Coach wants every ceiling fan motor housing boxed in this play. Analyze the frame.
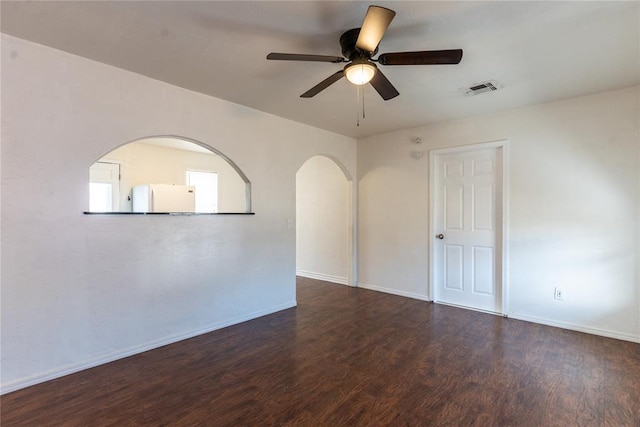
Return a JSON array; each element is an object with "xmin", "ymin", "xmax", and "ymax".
[{"xmin": 340, "ymin": 28, "xmax": 378, "ymax": 60}]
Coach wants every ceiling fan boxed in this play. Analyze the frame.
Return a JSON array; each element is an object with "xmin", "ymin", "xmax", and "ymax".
[{"xmin": 266, "ymin": 5, "xmax": 463, "ymax": 101}]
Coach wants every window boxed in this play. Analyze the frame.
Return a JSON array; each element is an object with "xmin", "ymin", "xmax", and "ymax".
[{"xmin": 186, "ymin": 170, "xmax": 218, "ymax": 213}]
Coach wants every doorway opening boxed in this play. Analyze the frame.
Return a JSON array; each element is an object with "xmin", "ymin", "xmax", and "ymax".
[{"xmin": 296, "ymin": 155, "xmax": 354, "ymax": 286}]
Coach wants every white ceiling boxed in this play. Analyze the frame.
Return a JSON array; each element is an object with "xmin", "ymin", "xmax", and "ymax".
[{"xmin": 2, "ymin": 1, "xmax": 639, "ymax": 139}]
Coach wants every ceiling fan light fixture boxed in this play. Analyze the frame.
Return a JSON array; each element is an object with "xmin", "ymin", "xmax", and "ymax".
[{"xmin": 345, "ymin": 62, "xmax": 376, "ymax": 85}]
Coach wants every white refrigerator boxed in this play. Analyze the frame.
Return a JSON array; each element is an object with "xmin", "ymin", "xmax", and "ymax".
[{"xmin": 132, "ymin": 184, "xmax": 196, "ymax": 213}]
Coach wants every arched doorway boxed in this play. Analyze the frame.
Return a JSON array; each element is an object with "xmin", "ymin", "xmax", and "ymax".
[{"xmin": 296, "ymin": 155, "xmax": 354, "ymax": 286}]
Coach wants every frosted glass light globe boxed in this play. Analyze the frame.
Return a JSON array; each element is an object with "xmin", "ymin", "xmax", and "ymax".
[{"xmin": 345, "ymin": 62, "xmax": 376, "ymax": 85}]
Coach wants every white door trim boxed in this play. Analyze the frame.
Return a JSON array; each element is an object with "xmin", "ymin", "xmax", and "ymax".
[{"xmin": 428, "ymin": 140, "xmax": 510, "ymax": 316}]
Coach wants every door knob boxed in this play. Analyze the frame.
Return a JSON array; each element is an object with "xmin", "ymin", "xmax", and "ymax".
[{"xmin": 436, "ymin": 234, "xmax": 444, "ymax": 240}]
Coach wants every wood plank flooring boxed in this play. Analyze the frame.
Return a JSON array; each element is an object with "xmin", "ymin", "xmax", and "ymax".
[{"xmin": 2, "ymin": 277, "xmax": 639, "ymax": 426}]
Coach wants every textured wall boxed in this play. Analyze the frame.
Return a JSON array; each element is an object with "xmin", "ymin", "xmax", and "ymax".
[{"xmin": 1, "ymin": 35, "xmax": 356, "ymax": 392}]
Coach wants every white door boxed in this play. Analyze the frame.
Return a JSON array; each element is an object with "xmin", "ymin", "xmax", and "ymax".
[
  {"xmin": 89, "ymin": 161, "xmax": 120, "ymax": 212},
  {"xmin": 432, "ymin": 145, "xmax": 503, "ymax": 313}
]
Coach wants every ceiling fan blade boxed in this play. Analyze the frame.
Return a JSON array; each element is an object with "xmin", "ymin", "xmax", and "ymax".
[
  {"xmin": 378, "ymin": 49, "xmax": 463, "ymax": 65},
  {"xmin": 300, "ymin": 70, "xmax": 345, "ymax": 98},
  {"xmin": 369, "ymin": 69, "xmax": 399, "ymax": 101},
  {"xmin": 355, "ymin": 6, "xmax": 396, "ymax": 53},
  {"xmin": 267, "ymin": 53, "xmax": 345, "ymax": 63}
]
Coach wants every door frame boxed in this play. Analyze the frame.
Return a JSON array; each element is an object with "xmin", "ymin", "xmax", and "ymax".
[{"xmin": 428, "ymin": 140, "xmax": 510, "ymax": 315}]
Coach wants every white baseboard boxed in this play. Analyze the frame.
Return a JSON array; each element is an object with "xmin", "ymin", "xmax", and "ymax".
[
  {"xmin": 296, "ymin": 270, "xmax": 351, "ymax": 286},
  {"xmin": 0, "ymin": 300, "xmax": 297, "ymax": 395},
  {"xmin": 509, "ymin": 312, "xmax": 640, "ymax": 344},
  {"xmin": 357, "ymin": 282, "xmax": 429, "ymax": 301}
]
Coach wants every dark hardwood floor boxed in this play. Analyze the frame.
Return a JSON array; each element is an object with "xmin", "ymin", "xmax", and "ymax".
[{"xmin": 2, "ymin": 277, "xmax": 639, "ymax": 426}]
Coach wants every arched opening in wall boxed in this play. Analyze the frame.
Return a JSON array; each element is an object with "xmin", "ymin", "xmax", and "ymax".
[
  {"xmin": 296, "ymin": 155, "xmax": 353, "ymax": 286},
  {"xmin": 87, "ymin": 136, "xmax": 252, "ymax": 214}
]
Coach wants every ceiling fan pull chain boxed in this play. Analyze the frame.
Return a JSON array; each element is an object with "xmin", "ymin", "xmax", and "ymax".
[
  {"xmin": 362, "ymin": 85, "xmax": 366, "ymax": 119},
  {"xmin": 356, "ymin": 86, "xmax": 360, "ymax": 127}
]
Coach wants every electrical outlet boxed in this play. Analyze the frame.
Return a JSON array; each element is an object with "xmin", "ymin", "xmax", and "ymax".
[{"xmin": 554, "ymin": 287, "xmax": 564, "ymax": 300}]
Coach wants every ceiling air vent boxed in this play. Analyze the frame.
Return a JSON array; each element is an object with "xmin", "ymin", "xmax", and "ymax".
[{"xmin": 464, "ymin": 80, "xmax": 502, "ymax": 96}]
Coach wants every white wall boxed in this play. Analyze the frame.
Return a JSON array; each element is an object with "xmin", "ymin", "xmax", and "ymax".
[
  {"xmin": 358, "ymin": 87, "xmax": 640, "ymax": 341},
  {"xmin": 358, "ymin": 86, "xmax": 640, "ymax": 342},
  {"xmin": 0, "ymin": 34, "xmax": 356, "ymax": 393},
  {"xmin": 97, "ymin": 140, "xmax": 247, "ymax": 212},
  {"xmin": 296, "ymin": 155, "xmax": 351, "ymax": 285}
]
